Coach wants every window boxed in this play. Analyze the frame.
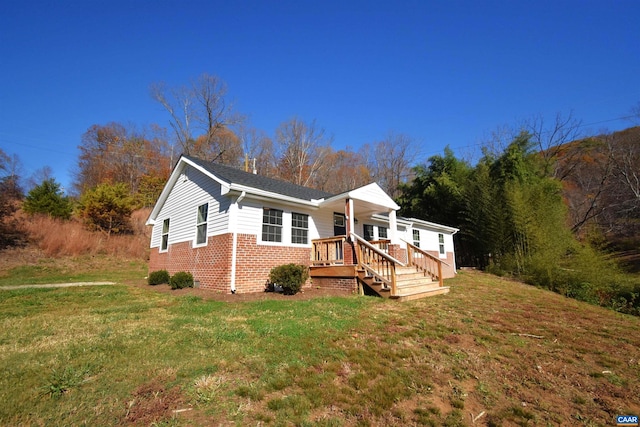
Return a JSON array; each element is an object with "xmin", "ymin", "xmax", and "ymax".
[
  {"xmin": 438, "ymin": 233, "xmax": 445, "ymax": 255},
  {"xmin": 363, "ymin": 224, "xmax": 374, "ymax": 241},
  {"xmin": 413, "ymin": 229, "xmax": 420, "ymax": 247},
  {"xmin": 161, "ymin": 218, "xmax": 170, "ymax": 251},
  {"xmin": 262, "ymin": 208, "xmax": 283, "ymax": 242},
  {"xmin": 196, "ymin": 203, "xmax": 208, "ymax": 245},
  {"xmin": 378, "ymin": 226, "xmax": 388, "ymax": 239},
  {"xmin": 291, "ymin": 212, "xmax": 309, "ymax": 244}
]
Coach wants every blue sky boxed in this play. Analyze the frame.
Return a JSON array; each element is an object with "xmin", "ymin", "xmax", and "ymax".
[{"xmin": 1, "ymin": 0, "xmax": 639, "ymax": 192}]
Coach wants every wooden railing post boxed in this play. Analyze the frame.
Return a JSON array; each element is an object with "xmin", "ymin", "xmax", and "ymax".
[{"xmin": 403, "ymin": 239, "xmax": 445, "ymax": 287}]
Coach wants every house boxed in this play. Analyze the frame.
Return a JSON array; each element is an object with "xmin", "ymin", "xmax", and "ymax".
[{"xmin": 146, "ymin": 155, "xmax": 458, "ymax": 300}]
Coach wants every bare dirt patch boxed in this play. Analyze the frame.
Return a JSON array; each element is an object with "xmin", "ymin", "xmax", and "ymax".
[{"xmin": 122, "ymin": 378, "xmax": 185, "ymax": 426}]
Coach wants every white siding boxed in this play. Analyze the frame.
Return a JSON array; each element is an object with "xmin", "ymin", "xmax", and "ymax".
[
  {"xmin": 235, "ymin": 199, "xmax": 322, "ymax": 247},
  {"xmin": 315, "ymin": 208, "xmax": 337, "ymax": 238},
  {"xmin": 397, "ymin": 223, "xmax": 455, "ymax": 258},
  {"xmin": 150, "ymin": 166, "xmax": 229, "ymax": 248}
]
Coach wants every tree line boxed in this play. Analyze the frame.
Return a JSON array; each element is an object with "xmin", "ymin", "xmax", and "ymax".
[
  {"xmin": 397, "ymin": 117, "xmax": 639, "ymax": 314},
  {"xmin": 1, "ymin": 73, "xmax": 639, "ymax": 313}
]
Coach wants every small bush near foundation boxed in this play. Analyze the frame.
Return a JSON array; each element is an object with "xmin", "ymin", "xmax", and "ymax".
[
  {"xmin": 148, "ymin": 270, "xmax": 170, "ymax": 286},
  {"xmin": 170, "ymin": 271, "xmax": 194, "ymax": 289},
  {"xmin": 269, "ymin": 263, "xmax": 309, "ymax": 295}
]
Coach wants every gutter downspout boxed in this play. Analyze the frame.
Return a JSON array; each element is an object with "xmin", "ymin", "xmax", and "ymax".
[{"xmin": 230, "ymin": 191, "xmax": 246, "ymax": 294}]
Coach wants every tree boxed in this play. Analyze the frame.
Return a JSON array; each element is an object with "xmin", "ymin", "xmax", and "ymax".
[
  {"xmin": 0, "ymin": 150, "xmax": 23, "ymax": 200},
  {"xmin": 398, "ymin": 146, "xmax": 471, "ymax": 226},
  {"xmin": 77, "ymin": 183, "xmax": 134, "ymax": 235},
  {"xmin": 74, "ymin": 122, "xmax": 171, "ymax": 197},
  {"xmin": 151, "ymin": 73, "xmax": 243, "ymax": 162},
  {"xmin": 524, "ymin": 111, "xmax": 584, "ymax": 180},
  {"xmin": 237, "ymin": 124, "xmax": 277, "ymax": 178},
  {"xmin": 313, "ymin": 149, "xmax": 371, "ymax": 193},
  {"xmin": 27, "ymin": 166, "xmax": 54, "ymax": 192},
  {"xmin": 274, "ymin": 117, "xmax": 333, "ymax": 187},
  {"xmin": 22, "ymin": 178, "xmax": 73, "ymax": 220},
  {"xmin": 0, "ymin": 149, "xmax": 24, "ymax": 248},
  {"xmin": 361, "ymin": 132, "xmax": 417, "ymax": 199}
]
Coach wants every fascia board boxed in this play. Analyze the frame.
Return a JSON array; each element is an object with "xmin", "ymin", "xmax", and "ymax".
[
  {"xmin": 372, "ymin": 214, "xmax": 459, "ymax": 234},
  {"xmin": 146, "ymin": 161, "xmax": 186, "ymax": 225},
  {"xmin": 226, "ymin": 186, "xmax": 321, "ymax": 208},
  {"xmin": 404, "ymin": 217, "xmax": 460, "ymax": 234}
]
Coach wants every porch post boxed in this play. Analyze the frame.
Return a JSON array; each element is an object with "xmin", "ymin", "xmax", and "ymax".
[
  {"xmin": 389, "ymin": 209, "xmax": 398, "ymax": 244},
  {"xmin": 346, "ymin": 198, "xmax": 355, "ymax": 237}
]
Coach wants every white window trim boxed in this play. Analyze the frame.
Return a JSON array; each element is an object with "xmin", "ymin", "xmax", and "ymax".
[
  {"xmin": 194, "ymin": 203, "xmax": 209, "ymax": 247},
  {"xmin": 261, "ymin": 207, "xmax": 283, "ymax": 244},
  {"xmin": 160, "ymin": 218, "xmax": 170, "ymax": 252},
  {"xmin": 438, "ymin": 233, "xmax": 446, "ymax": 258},
  {"xmin": 259, "ymin": 208, "xmax": 314, "ymax": 247},
  {"xmin": 291, "ymin": 212, "xmax": 309, "ymax": 245}
]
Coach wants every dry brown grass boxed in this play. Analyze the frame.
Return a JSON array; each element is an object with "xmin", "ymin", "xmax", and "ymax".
[{"xmin": 14, "ymin": 208, "xmax": 151, "ymax": 260}]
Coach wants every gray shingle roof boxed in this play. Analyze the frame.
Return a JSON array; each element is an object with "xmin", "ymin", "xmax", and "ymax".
[{"xmin": 183, "ymin": 155, "xmax": 335, "ymax": 201}]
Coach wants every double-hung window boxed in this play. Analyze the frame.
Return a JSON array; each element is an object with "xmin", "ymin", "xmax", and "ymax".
[
  {"xmin": 196, "ymin": 203, "xmax": 208, "ymax": 245},
  {"xmin": 413, "ymin": 229, "xmax": 420, "ymax": 248},
  {"xmin": 161, "ymin": 218, "xmax": 170, "ymax": 251},
  {"xmin": 438, "ymin": 233, "xmax": 445, "ymax": 255},
  {"xmin": 291, "ymin": 212, "xmax": 308, "ymax": 244},
  {"xmin": 363, "ymin": 224, "xmax": 374, "ymax": 241},
  {"xmin": 262, "ymin": 208, "xmax": 283, "ymax": 242},
  {"xmin": 378, "ymin": 226, "xmax": 388, "ymax": 239}
]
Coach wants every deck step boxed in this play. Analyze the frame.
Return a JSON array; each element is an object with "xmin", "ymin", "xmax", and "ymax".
[{"xmin": 391, "ymin": 286, "xmax": 450, "ymax": 301}]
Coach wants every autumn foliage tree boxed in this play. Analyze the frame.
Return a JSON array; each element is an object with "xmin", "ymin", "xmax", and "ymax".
[{"xmin": 74, "ymin": 122, "xmax": 171, "ymax": 201}]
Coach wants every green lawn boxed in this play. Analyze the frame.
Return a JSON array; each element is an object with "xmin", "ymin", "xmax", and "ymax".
[
  {"xmin": 0, "ymin": 269, "xmax": 639, "ymax": 426},
  {"xmin": 0, "ymin": 256, "xmax": 148, "ymax": 286}
]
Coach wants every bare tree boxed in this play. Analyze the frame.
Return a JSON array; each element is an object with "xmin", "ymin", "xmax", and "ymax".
[
  {"xmin": 0, "ymin": 150, "xmax": 24, "ymax": 200},
  {"xmin": 361, "ymin": 132, "xmax": 417, "ymax": 199},
  {"xmin": 274, "ymin": 118, "xmax": 333, "ymax": 187},
  {"xmin": 237, "ymin": 124, "xmax": 277, "ymax": 177},
  {"xmin": 151, "ymin": 73, "xmax": 242, "ymax": 161},
  {"xmin": 524, "ymin": 112, "xmax": 584, "ymax": 179},
  {"xmin": 609, "ymin": 127, "xmax": 640, "ymax": 211},
  {"xmin": 27, "ymin": 166, "xmax": 54, "ymax": 191}
]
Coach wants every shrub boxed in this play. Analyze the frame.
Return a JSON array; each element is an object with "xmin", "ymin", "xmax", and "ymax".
[
  {"xmin": 269, "ymin": 263, "xmax": 309, "ymax": 295},
  {"xmin": 170, "ymin": 271, "xmax": 194, "ymax": 290},
  {"xmin": 148, "ymin": 270, "xmax": 170, "ymax": 286},
  {"xmin": 76, "ymin": 183, "xmax": 134, "ymax": 235}
]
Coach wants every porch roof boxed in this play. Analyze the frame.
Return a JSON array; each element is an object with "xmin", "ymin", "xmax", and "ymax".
[{"xmin": 319, "ymin": 183, "xmax": 400, "ymax": 217}]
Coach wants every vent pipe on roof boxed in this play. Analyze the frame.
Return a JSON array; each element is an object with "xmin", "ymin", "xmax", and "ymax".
[{"xmin": 252, "ymin": 158, "xmax": 257, "ymax": 174}]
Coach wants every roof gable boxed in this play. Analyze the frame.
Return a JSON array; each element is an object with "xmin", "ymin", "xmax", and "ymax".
[
  {"xmin": 147, "ymin": 155, "xmax": 337, "ymax": 225},
  {"xmin": 320, "ymin": 182, "xmax": 400, "ymax": 211}
]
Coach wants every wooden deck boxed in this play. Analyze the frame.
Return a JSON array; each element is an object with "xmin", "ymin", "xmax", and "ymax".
[{"xmin": 311, "ymin": 235, "xmax": 449, "ymax": 300}]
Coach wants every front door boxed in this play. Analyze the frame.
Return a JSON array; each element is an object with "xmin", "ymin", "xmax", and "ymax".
[{"xmin": 333, "ymin": 212, "xmax": 346, "ymax": 236}]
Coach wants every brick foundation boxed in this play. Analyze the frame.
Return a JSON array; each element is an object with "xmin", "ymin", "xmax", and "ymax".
[
  {"xmin": 310, "ymin": 276, "xmax": 358, "ymax": 292},
  {"xmin": 388, "ymin": 244, "xmax": 407, "ymax": 264},
  {"xmin": 149, "ymin": 233, "xmax": 314, "ymax": 294}
]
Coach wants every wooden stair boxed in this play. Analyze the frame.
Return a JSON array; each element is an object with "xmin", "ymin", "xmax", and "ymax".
[{"xmin": 357, "ymin": 265, "xmax": 449, "ymax": 301}]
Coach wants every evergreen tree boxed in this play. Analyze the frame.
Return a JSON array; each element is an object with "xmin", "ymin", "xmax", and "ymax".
[{"xmin": 22, "ymin": 179, "xmax": 73, "ymax": 220}]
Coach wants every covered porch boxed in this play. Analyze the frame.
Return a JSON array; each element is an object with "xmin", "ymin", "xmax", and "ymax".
[{"xmin": 309, "ymin": 184, "xmax": 449, "ymax": 300}]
